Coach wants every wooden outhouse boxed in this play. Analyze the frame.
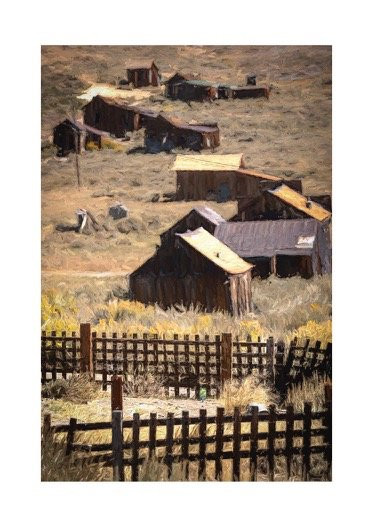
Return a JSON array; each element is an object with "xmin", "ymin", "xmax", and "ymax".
[{"xmin": 126, "ymin": 60, "xmax": 160, "ymax": 87}]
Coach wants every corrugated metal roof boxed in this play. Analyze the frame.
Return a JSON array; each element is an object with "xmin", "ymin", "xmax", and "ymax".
[
  {"xmin": 193, "ymin": 206, "xmax": 226, "ymax": 226},
  {"xmin": 177, "ymin": 227, "xmax": 253, "ymax": 275},
  {"xmin": 237, "ymin": 168, "xmax": 281, "ymax": 182},
  {"xmin": 268, "ymin": 184, "xmax": 331, "ymax": 221},
  {"xmin": 214, "ymin": 219, "xmax": 319, "ymax": 258},
  {"xmin": 184, "ymin": 79, "xmax": 220, "ymax": 88},
  {"xmin": 172, "ymin": 154, "xmax": 244, "ymax": 171}
]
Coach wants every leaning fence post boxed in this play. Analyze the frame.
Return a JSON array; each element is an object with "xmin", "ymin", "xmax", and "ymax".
[
  {"xmin": 80, "ymin": 323, "xmax": 93, "ymax": 377},
  {"xmin": 221, "ymin": 333, "xmax": 232, "ymax": 388},
  {"xmin": 111, "ymin": 375, "xmax": 123, "ymax": 412},
  {"xmin": 112, "ymin": 410, "xmax": 124, "ymax": 482}
]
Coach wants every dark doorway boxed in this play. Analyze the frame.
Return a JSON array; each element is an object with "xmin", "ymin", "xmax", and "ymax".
[{"xmin": 276, "ymin": 255, "xmax": 313, "ymax": 278}]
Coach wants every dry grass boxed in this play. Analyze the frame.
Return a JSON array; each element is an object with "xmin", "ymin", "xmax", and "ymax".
[
  {"xmin": 41, "ymin": 373, "xmax": 101, "ymax": 404},
  {"xmin": 286, "ymin": 373, "xmax": 329, "ymax": 411},
  {"xmin": 219, "ymin": 375, "xmax": 278, "ymax": 414},
  {"xmin": 122, "ymin": 372, "xmax": 166, "ymax": 398}
]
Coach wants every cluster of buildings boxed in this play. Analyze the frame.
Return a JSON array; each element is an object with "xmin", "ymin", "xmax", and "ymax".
[
  {"xmin": 52, "ymin": 59, "xmax": 268, "ymax": 156},
  {"xmin": 129, "ymin": 153, "xmax": 332, "ymax": 315},
  {"xmin": 51, "ymin": 57, "xmax": 332, "ymax": 317}
]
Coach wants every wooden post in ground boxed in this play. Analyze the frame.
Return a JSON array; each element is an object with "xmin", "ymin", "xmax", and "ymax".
[
  {"xmin": 112, "ymin": 410, "xmax": 124, "ymax": 482},
  {"xmin": 266, "ymin": 336, "xmax": 275, "ymax": 386},
  {"xmin": 42, "ymin": 413, "xmax": 51, "ymax": 439},
  {"xmin": 324, "ymin": 381, "xmax": 332, "ymax": 405},
  {"xmin": 111, "ymin": 375, "xmax": 123, "ymax": 412},
  {"xmin": 221, "ymin": 333, "xmax": 232, "ymax": 388},
  {"xmin": 80, "ymin": 323, "xmax": 93, "ymax": 377}
]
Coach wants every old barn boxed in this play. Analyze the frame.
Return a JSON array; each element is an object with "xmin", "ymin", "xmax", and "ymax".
[
  {"xmin": 53, "ymin": 119, "xmax": 109, "ymax": 156},
  {"xmin": 129, "ymin": 227, "xmax": 253, "ymax": 315},
  {"xmin": 214, "ymin": 218, "xmax": 331, "ymax": 279},
  {"xmin": 83, "ymin": 95, "xmax": 158, "ymax": 137},
  {"xmin": 145, "ymin": 113, "xmax": 220, "ymax": 153},
  {"xmin": 126, "ymin": 60, "xmax": 160, "ymax": 87},
  {"xmin": 173, "ymin": 154, "xmax": 282, "ymax": 201},
  {"xmin": 236, "ymin": 184, "xmax": 332, "ymax": 223}
]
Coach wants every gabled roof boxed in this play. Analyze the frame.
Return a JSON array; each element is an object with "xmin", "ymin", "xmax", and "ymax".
[
  {"xmin": 164, "ymin": 72, "xmax": 201, "ymax": 84},
  {"xmin": 172, "ymin": 154, "xmax": 244, "ymax": 171},
  {"xmin": 83, "ymin": 95, "xmax": 158, "ymax": 118},
  {"xmin": 54, "ymin": 119, "xmax": 110, "ymax": 136},
  {"xmin": 236, "ymin": 168, "xmax": 282, "ymax": 182},
  {"xmin": 176, "ymin": 227, "xmax": 253, "ymax": 275},
  {"xmin": 126, "ymin": 60, "xmax": 158, "ymax": 70},
  {"xmin": 214, "ymin": 219, "xmax": 319, "ymax": 258},
  {"xmin": 267, "ymin": 184, "xmax": 331, "ymax": 222},
  {"xmin": 193, "ymin": 206, "xmax": 226, "ymax": 226}
]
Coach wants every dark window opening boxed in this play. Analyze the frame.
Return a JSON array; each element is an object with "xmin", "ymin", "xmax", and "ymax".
[{"xmin": 276, "ymin": 255, "xmax": 313, "ymax": 279}]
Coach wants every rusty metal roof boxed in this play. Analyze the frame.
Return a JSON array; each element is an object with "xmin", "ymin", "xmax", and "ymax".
[
  {"xmin": 84, "ymin": 95, "xmax": 159, "ymax": 117},
  {"xmin": 54, "ymin": 119, "xmax": 110, "ymax": 136},
  {"xmin": 267, "ymin": 184, "xmax": 331, "ymax": 221},
  {"xmin": 164, "ymin": 72, "xmax": 201, "ymax": 84},
  {"xmin": 177, "ymin": 227, "xmax": 253, "ymax": 275},
  {"xmin": 214, "ymin": 219, "xmax": 319, "ymax": 258},
  {"xmin": 172, "ymin": 154, "xmax": 244, "ymax": 171}
]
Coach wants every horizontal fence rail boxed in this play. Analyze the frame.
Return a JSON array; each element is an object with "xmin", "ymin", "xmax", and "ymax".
[
  {"xmin": 43, "ymin": 402, "xmax": 332, "ymax": 482},
  {"xmin": 41, "ymin": 324, "xmax": 332, "ymax": 396}
]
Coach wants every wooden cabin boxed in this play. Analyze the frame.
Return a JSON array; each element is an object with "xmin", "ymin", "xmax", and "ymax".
[
  {"xmin": 163, "ymin": 72, "xmax": 201, "ymax": 98},
  {"xmin": 173, "ymin": 154, "xmax": 282, "ymax": 201},
  {"xmin": 52, "ymin": 119, "xmax": 108, "ymax": 156},
  {"xmin": 214, "ymin": 218, "xmax": 331, "ymax": 279},
  {"xmin": 129, "ymin": 227, "xmax": 253, "ymax": 315},
  {"xmin": 126, "ymin": 60, "xmax": 160, "ymax": 87},
  {"xmin": 83, "ymin": 95, "xmax": 158, "ymax": 137},
  {"xmin": 144, "ymin": 113, "xmax": 220, "ymax": 153},
  {"xmin": 236, "ymin": 184, "xmax": 331, "ymax": 223}
]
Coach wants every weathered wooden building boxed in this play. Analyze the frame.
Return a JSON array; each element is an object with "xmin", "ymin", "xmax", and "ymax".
[
  {"xmin": 145, "ymin": 113, "xmax": 220, "ymax": 153},
  {"xmin": 164, "ymin": 77, "xmax": 269, "ymax": 101},
  {"xmin": 173, "ymin": 154, "xmax": 282, "ymax": 201},
  {"xmin": 83, "ymin": 95, "xmax": 158, "ymax": 137},
  {"xmin": 214, "ymin": 218, "xmax": 331, "ymax": 278},
  {"xmin": 126, "ymin": 60, "xmax": 160, "ymax": 87},
  {"xmin": 236, "ymin": 184, "xmax": 332, "ymax": 223},
  {"xmin": 160, "ymin": 206, "xmax": 226, "ymax": 248},
  {"xmin": 53, "ymin": 119, "xmax": 109, "ymax": 156},
  {"xmin": 163, "ymin": 72, "xmax": 201, "ymax": 98},
  {"xmin": 129, "ymin": 227, "xmax": 253, "ymax": 315}
]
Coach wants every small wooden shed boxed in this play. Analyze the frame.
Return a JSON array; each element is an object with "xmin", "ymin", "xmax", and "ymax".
[
  {"xmin": 52, "ymin": 119, "xmax": 108, "ymax": 156},
  {"xmin": 144, "ymin": 113, "xmax": 220, "ymax": 153},
  {"xmin": 129, "ymin": 227, "xmax": 254, "ymax": 315},
  {"xmin": 163, "ymin": 72, "xmax": 201, "ymax": 98},
  {"xmin": 83, "ymin": 95, "xmax": 158, "ymax": 137},
  {"xmin": 173, "ymin": 154, "xmax": 282, "ymax": 201},
  {"xmin": 126, "ymin": 60, "xmax": 160, "ymax": 87}
]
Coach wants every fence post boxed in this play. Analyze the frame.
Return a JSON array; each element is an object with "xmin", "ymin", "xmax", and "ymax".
[
  {"xmin": 221, "ymin": 333, "xmax": 232, "ymax": 388},
  {"xmin": 42, "ymin": 413, "xmax": 51, "ymax": 439},
  {"xmin": 266, "ymin": 336, "xmax": 275, "ymax": 386},
  {"xmin": 111, "ymin": 375, "xmax": 123, "ymax": 412},
  {"xmin": 80, "ymin": 323, "xmax": 93, "ymax": 377},
  {"xmin": 112, "ymin": 410, "xmax": 124, "ymax": 482}
]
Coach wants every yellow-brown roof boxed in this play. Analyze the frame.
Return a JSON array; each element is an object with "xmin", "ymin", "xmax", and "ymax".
[
  {"xmin": 268, "ymin": 184, "xmax": 332, "ymax": 221},
  {"xmin": 237, "ymin": 168, "xmax": 282, "ymax": 182},
  {"xmin": 172, "ymin": 154, "xmax": 244, "ymax": 171},
  {"xmin": 177, "ymin": 227, "xmax": 253, "ymax": 275}
]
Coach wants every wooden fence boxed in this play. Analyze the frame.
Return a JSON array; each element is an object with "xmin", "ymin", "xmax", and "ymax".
[
  {"xmin": 41, "ymin": 324, "xmax": 332, "ymax": 396},
  {"xmin": 43, "ymin": 401, "xmax": 332, "ymax": 482}
]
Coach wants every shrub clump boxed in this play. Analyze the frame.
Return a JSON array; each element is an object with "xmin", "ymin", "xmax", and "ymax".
[{"xmin": 41, "ymin": 373, "xmax": 100, "ymax": 404}]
